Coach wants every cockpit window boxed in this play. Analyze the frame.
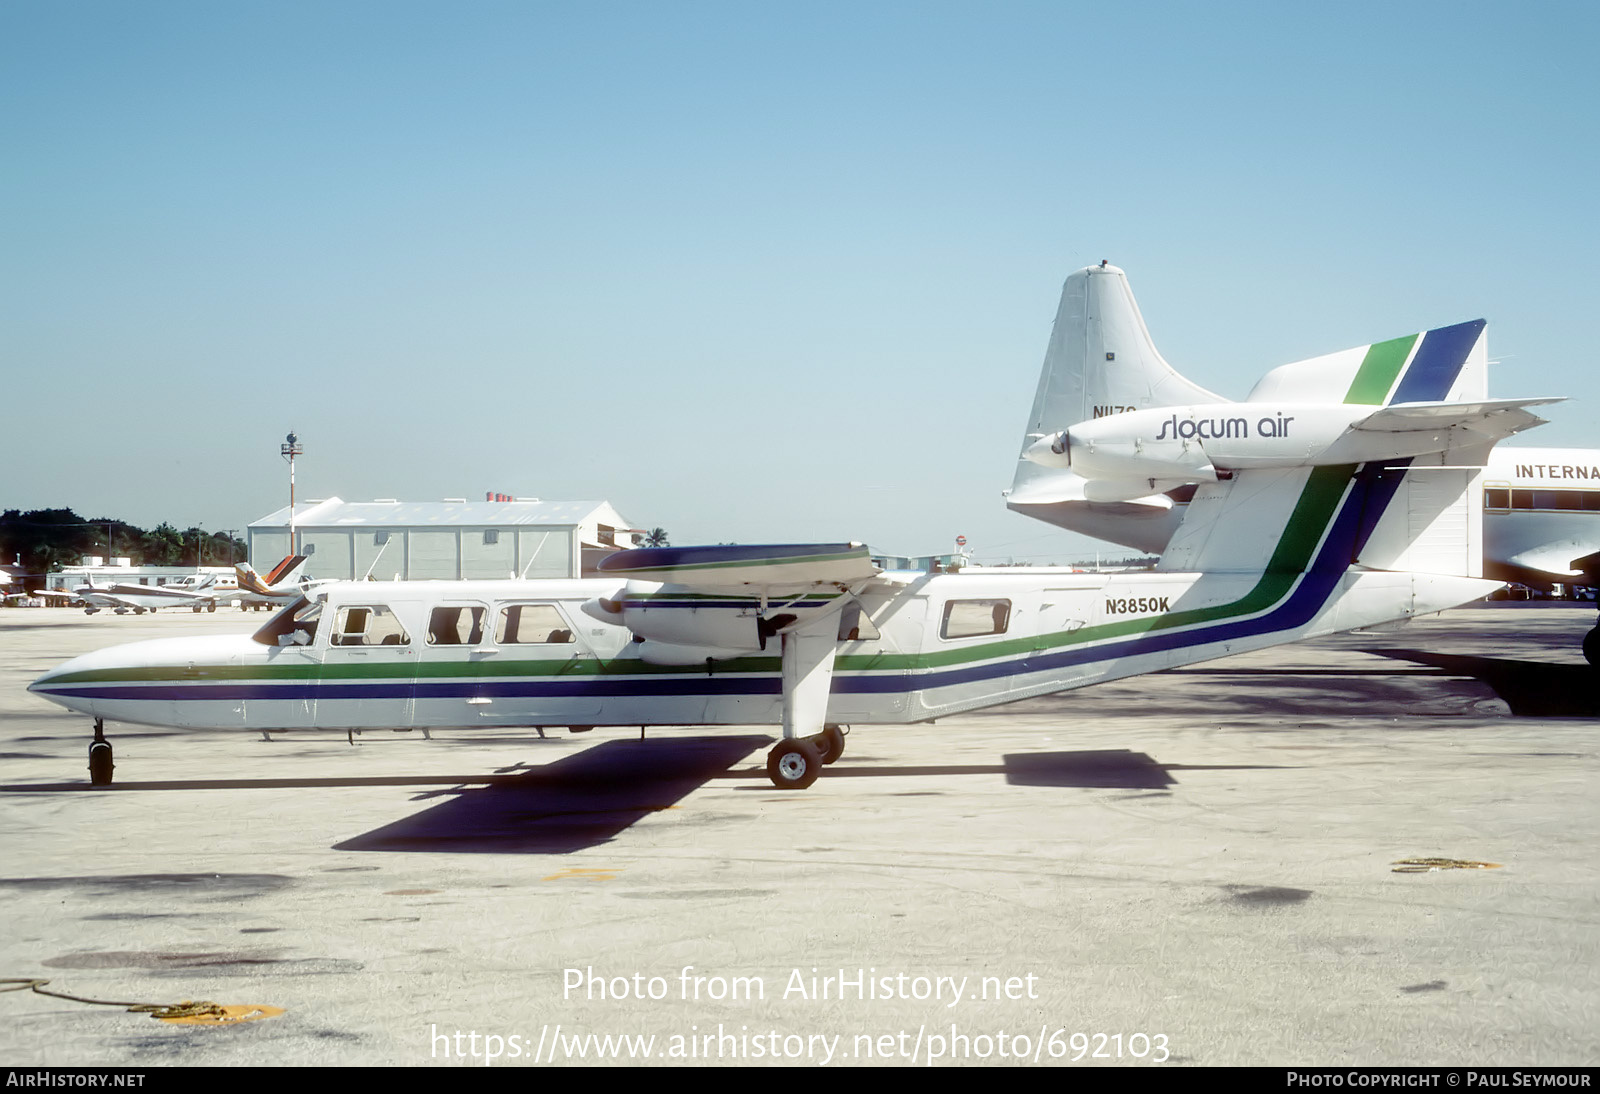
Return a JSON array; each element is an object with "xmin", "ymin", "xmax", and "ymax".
[
  {"xmin": 252, "ymin": 596, "xmax": 323, "ymax": 647},
  {"xmin": 331, "ymin": 605, "xmax": 410, "ymax": 646}
]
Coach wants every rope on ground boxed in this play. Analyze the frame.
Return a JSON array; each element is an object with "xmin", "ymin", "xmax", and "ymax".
[{"xmin": 2, "ymin": 978, "xmax": 244, "ymax": 1022}]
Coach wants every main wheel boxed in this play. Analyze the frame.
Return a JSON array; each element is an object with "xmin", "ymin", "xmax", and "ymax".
[
  {"xmin": 767, "ymin": 738, "xmax": 822, "ymax": 790},
  {"xmin": 88, "ymin": 740, "xmax": 114, "ymax": 786},
  {"xmin": 812, "ymin": 724, "xmax": 846, "ymax": 765},
  {"xmin": 1585, "ymin": 626, "xmax": 1600, "ymax": 667}
]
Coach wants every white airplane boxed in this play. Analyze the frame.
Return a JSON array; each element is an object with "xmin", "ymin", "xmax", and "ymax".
[
  {"xmin": 233, "ymin": 554, "xmax": 315, "ymax": 610},
  {"xmin": 1003, "ymin": 263, "xmax": 1596, "ymax": 659},
  {"xmin": 1479, "ymin": 449, "xmax": 1600, "ymax": 593},
  {"xmin": 37, "ymin": 574, "xmax": 227, "ymax": 615},
  {"xmin": 30, "ymin": 264, "xmax": 1547, "ymax": 787}
]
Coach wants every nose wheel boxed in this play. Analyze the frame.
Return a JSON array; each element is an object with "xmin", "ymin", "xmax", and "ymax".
[{"xmin": 88, "ymin": 719, "xmax": 114, "ymax": 786}]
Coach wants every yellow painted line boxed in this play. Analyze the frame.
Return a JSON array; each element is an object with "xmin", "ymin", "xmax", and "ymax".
[
  {"xmin": 157, "ymin": 1004, "xmax": 285, "ymax": 1025},
  {"xmin": 1391, "ymin": 857, "xmax": 1503, "ymax": 873},
  {"xmin": 542, "ymin": 867, "xmax": 622, "ymax": 882}
]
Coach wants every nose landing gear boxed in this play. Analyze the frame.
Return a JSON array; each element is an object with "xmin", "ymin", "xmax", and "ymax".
[{"xmin": 88, "ymin": 718, "xmax": 114, "ymax": 787}]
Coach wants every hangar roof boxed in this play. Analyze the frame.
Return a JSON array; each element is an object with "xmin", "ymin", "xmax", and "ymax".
[{"xmin": 249, "ymin": 497, "xmax": 630, "ymax": 529}]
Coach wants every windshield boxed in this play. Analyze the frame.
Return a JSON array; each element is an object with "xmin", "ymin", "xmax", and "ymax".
[{"xmin": 251, "ymin": 595, "xmax": 324, "ymax": 647}]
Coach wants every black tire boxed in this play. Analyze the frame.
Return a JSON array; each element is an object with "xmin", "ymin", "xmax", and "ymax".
[
  {"xmin": 88, "ymin": 740, "xmax": 114, "ymax": 786},
  {"xmin": 767, "ymin": 738, "xmax": 822, "ymax": 790},
  {"xmin": 1585, "ymin": 627, "xmax": 1600, "ymax": 668},
  {"xmin": 813, "ymin": 725, "xmax": 846, "ymax": 765}
]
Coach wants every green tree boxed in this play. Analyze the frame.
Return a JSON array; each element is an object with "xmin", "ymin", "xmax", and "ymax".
[
  {"xmin": 0, "ymin": 509, "xmax": 97, "ymax": 576},
  {"xmin": 140, "ymin": 523, "xmax": 185, "ymax": 566}
]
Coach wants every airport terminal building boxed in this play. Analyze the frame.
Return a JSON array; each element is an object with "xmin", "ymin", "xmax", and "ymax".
[{"xmin": 247, "ymin": 497, "xmax": 640, "ymax": 582}]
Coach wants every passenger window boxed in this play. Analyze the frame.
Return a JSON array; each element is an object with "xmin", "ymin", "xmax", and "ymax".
[
  {"xmin": 333, "ymin": 605, "xmax": 410, "ymax": 646},
  {"xmin": 940, "ymin": 599, "xmax": 1011, "ymax": 639},
  {"xmin": 428, "ymin": 605, "xmax": 487, "ymax": 645},
  {"xmin": 496, "ymin": 604, "xmax": 575, "ymax": 644}
]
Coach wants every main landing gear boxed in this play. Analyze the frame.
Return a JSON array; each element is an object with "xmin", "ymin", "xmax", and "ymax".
[
  {"xmin": 88, "ymin": 718, "xmax": 114, "ymax": 787},
  {"xmin": 765, "ymin": 724, "xmax": 846, "ymax": 790}
]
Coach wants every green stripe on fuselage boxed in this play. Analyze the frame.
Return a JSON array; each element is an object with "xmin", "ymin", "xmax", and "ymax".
[{"xmin": 51, "ymin": 463, "xmax": 1358, "ymax": 688}]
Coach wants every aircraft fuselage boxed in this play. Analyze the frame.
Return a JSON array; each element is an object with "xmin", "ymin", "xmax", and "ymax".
[{"xmin": 31, "ymin": 563, "xmax": 1493, "ymax": 734}]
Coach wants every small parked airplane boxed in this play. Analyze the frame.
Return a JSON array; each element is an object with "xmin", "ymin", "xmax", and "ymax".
[
  {"xmin": 1003, "ymin": 262, "xmax": 1595, "ymax": 659},
  {"xmin": 29, "ymin": 264, "xmax": 1551, "ymax": 787},
  {"xmin": 36, "ymin": 573, "xmax": 227, "ymax": 614}
]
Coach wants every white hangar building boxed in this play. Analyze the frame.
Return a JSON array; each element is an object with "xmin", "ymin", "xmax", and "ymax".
[{"xmin": 247, "ymin": 497, "xmax": 641, "ymax": 582}]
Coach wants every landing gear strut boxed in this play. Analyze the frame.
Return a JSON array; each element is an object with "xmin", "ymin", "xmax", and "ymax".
[{"xmin": 88, "ymin": 719, "xmax": 114, "ymax": 787}]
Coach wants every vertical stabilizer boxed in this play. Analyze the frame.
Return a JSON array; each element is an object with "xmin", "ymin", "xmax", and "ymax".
[
  {"xmin": 1159, "ymin": 321, "xmax": 1492, "ymax": 578},
  {"xmin": 1011, "ymin": 263, "xmax": 1222, "ymax": 505}
]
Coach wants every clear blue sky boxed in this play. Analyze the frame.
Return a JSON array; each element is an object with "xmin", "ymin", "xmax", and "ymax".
[{"xmin": 4, "ymin": 1, "xmax": 1596, "ymax": 563}]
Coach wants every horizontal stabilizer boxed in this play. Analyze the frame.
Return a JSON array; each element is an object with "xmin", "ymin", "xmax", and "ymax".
[
  {"xmin": 1007, "ymin": 471, "xmax": 1177, "ymax": 508},
  {"xmin": 1351, "ymin": 397, "xmax": 1560, "ymax": 439},
  {"xmin": 597, "ymin": 543, "xmax": 879, "ymax": 588}
]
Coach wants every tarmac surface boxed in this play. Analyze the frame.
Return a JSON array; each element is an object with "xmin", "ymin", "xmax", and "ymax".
[{"xmin": 0, "ymin": 605, "xmax": 1595, "ymax": 1067}]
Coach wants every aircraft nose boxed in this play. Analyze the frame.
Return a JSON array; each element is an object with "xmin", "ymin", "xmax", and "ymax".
[
  {"xmin": 28, "ymin": 660, "xmax": 75, "ymax": 706},
  {"xmin": 28, "ymin": 648, "xmax": 113, "ymax": 712}
]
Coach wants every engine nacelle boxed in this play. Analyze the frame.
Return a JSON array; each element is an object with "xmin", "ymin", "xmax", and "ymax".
[
  {"xmin": 1025, "ymin": 411, "xmax": 1219, "ymax": 481},
  {"xmin": 609, "ymin": 581, "xmax": 844, "ymax": 653},
  {"xmin": 1023, "ymin": 403, "xmax": 1463, "ymax": 481}
]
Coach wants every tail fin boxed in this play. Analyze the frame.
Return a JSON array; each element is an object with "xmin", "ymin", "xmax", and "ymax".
[
  {"xmin": 236, "ymin": 554, "xmax": 308, "ymax": 595},
  {"xmin": 1158, "ymin": 320, "xmax": 1498, "ymax": 578},
  {"xmin": 1018, "ymin": 263, "xmax": 1221, "ymax": 438},
  {"xmin": 261, "ymin": 553, "xmax": 309, "ymax": 586},
  {"xmin": 1009, "ymin": 262, "xmax": 1220, "ymax": 524}
]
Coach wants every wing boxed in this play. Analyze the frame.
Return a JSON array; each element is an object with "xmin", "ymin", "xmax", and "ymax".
[{"xmin": 596, "ymin": 543, "xmax": 879, "ymax": 589}]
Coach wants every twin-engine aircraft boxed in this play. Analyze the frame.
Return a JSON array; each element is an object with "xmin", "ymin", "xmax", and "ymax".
[
  {"xmin": 36, "ymin": 573, "xmax": 228, "ymax": 615},
  {"xmin": 30, "ymin": 265, "xmax": 1553, "ymax": 788},
  {"xmin": 1004, "ymin": 263, "xmax": 1595, "ymax": 658}
]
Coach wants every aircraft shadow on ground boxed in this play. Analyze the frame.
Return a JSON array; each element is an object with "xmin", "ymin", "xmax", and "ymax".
[
  {"xmin": 336, "ymin": 746, "xmax": 1284, "ymax": 854},
  {"xmin": 0, "ymin": 743, "xmax": 1287, "ymax": 855},
  {"xmin": 333, "ymin": 735, "xmax": 771, "ymax": 854},
  {"xmin": 1002, "ymin": 749, "xmax": 1176, "ymax": 789},
  {"xmin": 1367, "ymin": 648, "xmax": 1599, "ymax": 716}
]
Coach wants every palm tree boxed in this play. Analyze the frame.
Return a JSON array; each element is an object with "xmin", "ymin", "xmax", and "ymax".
[{"xmin": 643, "ymin": 527, "xmax": 670, "ymax": 547}]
